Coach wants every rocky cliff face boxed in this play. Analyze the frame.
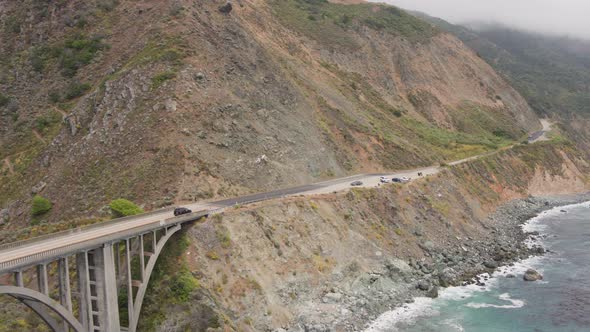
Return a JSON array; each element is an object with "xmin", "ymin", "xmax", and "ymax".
[
  {"xmin": 137, "ymin": 142, "xmax": 589, "ymax": 331},
  {"xmin": 0, "ymin": 1, "xmax": 538, "ymax": 232}
]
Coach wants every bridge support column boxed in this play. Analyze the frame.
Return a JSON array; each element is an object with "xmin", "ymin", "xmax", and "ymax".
[
  {"xmin": 37, "ymin": 263, "xmax": 48, "ymax": 295},
  {"xmin": 14, "ymin": 270, "xmax": 23, "ymax": 287},
  {"xmin": 125, "ymin": 239, "xmax": 135, "ymax": 330},
  {"xmin": 91, "ymin": 245, "xmax": 121, "ymax": 332},
  {"xmin": 76, "ymin": 252, "xmax": 91, "ymax": 330},
  {"xmin": 58, "ymin": 257, "xmax": 72, "ymax": 332}
]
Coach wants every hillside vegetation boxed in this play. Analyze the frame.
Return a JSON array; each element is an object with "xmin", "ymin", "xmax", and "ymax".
[
  {"xmin": 0, "ymin": 0, "xmax": 537, "ymax": 230},
  {"xmin": 415, "ymin": 14, "xmax": 590, "ymax": 117}
]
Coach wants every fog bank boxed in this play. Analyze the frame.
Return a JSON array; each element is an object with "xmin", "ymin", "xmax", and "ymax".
[{"xmin": 371, "ymin": 0, "xmax": 590, "ymax": 40}]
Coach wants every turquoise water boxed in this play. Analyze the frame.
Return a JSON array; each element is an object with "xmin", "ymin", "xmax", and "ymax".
[{"xmin": 366, "ymin": 202, "xmax": 590, "ymax": 332}]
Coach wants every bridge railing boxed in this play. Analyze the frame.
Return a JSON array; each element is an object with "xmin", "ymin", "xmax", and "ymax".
[
  {"xmin": 0, "ymin": 207, "xmax": 176, "ymax": 252},
  {"xmin": 0, "ymin": 210, "xmax": 212, "ymax": 274}
]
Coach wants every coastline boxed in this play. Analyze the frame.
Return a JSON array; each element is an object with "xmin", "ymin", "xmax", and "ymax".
[{"xmin": 348, "ymin": 192, "xmax": 590, "ymax": 332}]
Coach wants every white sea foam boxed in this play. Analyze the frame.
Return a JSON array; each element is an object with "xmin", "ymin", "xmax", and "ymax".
[
  {"xmin": 442, "ymin": 318, "xmax": 465, "ymax": 332},
  {"xmin": 363, "ymin": 297, "xmax": 437, "ymax": 332},
  {"xmin": 364, "ymin": 201, "xmax": 589, "ymax": 331},
  {"xmin": 522, "ymin": 201, "xmax": 590, "ymax": 234},
  {"xmin": 438, "ymin": 273, "xmax": 498, "ymax": 300},
  {"xmin": 465, "ymin": 293, "xmax": 525, "ymax": 309}
]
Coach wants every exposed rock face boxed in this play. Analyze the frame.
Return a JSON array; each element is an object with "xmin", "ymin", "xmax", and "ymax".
[
  {"xmin": 0, "ymin": 0, "xmax": 546, "ymax": 227},
  {"xmin": 523, "ymin": 269, "xmax": 543, "ymax": 281}
]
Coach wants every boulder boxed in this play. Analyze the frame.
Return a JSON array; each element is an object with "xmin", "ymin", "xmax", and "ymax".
[
  {"xmin": 484, "ymin": 260, "xmax": 498, "ymax": 269},
  {"xmin": 219, "ymin": 1, "xmax": 232, "ymax": 13},
  {"xmin": 385, "ymin": 259, "xmax": 412, "ymax": 278},
  {"xmin": 31, "ymin": 181, "xmax": 47, "ymax": 194},
  {"xmin": 417, "ymin": 280, "xmax": 430, "ymax": 291},
  {"xmin": 439, "ymin": 267, "xmax": 458, "ymax": 287},
  {"xmin": 426, "ymin": 286, "xmax": 439, "ymax": 298},
  {"xmin": 419, "ymin": 241, "xmax": 435, "ymax": 252},
  {"xmin": 164, "ymin": 99, "xmax": 177, "ymax": 112},
  {"xmin": 322, "ymin": 292, "xmax": 343, "ymax": 303},
  {"xmin": 523, "ymin": 269, "xmax": 543, "ymax": 281}
]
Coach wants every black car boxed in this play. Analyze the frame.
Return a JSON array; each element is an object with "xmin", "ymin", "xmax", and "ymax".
[
  {"xmin": 174, "ymin": 207, "xmax": 192, "ymax": 216},
  {"xmin": 391, "ymin": 178, "xmax": 402, "ymax": 183}
]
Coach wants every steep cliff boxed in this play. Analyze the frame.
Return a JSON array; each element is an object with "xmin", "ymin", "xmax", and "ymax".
[
  {"xmin": 0, "ymin": 0, "xmax": 539, "ymax": 228},
  {"xmin": 135, "ymin": 142, "xmax": 589, "ymax": 331}
]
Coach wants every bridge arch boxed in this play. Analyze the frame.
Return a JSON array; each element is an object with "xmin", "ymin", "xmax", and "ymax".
[
  {"xmin": 0, "ymin": 285, "xmax": 84, "ymax": 332},
  {"xmin": 127, "ymin": 224, "xmax": 182, "ymax": 332}
]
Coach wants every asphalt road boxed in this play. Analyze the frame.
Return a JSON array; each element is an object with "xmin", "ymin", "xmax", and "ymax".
[{"xmin": 0, "ymin": 121, "xmax": 554, "ymax": 268}]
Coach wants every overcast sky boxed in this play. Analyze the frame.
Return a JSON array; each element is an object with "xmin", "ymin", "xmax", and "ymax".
[{"xmin": 371, "ymin": 0, "xmax": 590, "ymax": 40}]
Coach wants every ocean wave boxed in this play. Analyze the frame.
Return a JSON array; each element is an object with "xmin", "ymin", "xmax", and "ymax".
[
  {"xmin": 363, "ymin": 297, "xmax": 437, "ymax": 332},
  {"xmin": 364, "ymin": 201, "xmax": 588, "ymax": 331},
  {"xmin": 522, "ymin": 201, "xmax": 590, "ymax": 234},
  {"xmin": 465, "ymin": 293, "xmax": 525, "ymax": 309},
  {"xmin": 442, "ymin": 318, "xmax": 465, "ymax": 332}
]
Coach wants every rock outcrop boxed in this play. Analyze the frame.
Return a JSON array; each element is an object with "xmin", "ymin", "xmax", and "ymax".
[{"xmin": 523, "ymin": 269, "xmax": 543, "ymax": 281}]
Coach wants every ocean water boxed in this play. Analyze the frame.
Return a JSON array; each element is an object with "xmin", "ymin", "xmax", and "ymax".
[{"xmin": 366, "ymin": 202, "xmax": 590, "ymax": 332}]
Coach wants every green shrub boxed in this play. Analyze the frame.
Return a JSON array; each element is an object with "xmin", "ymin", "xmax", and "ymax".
[
  {"xmin": 269, "ymin": 0, "xmax": 438, "ymax": 48},
  {"xmin": 4, "ymin": 16, "xmax": 21, "ymax": 34},
  {"xmin": 0, "ymin": 93, "xmax": 9, "ymax": 107},
  {"xmin": 64, "ymin": 81, "xmax": 91, "ymax": 100},
  {"xmin": 151, "ymin": 71, "xmax": 176, "ymax": 89},
  {"xmin": 30, "ymin": 46, "xmax": 51, "ymax": 72},
  {"xmin": 97, "ymin": 0, "xmax": 119, "ymax": 12},
  {"xmin": 48, "ymin": 90, "xmax": 61, "ymax": 103},
  {"xmin": 109, "ymin": 199, "xmax": 144, "ymax": 217},
  {"xmin": 34, "ymin": 113, "xmax": 61, "ymax": 133},
  {"xmin": 170, "ymin": 268, "xmax": 200, "ymax": 302},
  {"xmin": 31, "ymin": 195, "xmax": 52, "ymax": 216},
  {"xmin": 59, "ymin": 34, "xmax": 107, "ymax": 77}
]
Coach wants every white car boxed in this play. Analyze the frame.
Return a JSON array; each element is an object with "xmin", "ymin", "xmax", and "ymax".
[
  {"xmin": 400, "ymin": 177, "xmax": 411, "ymax": 183},
  {"xmin": 379, "ymin": 177, "xmax": 390, "ymax": 183}
]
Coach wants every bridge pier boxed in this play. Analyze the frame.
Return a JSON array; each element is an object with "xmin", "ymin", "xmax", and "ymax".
[{"xmin": 0, "ymin": 212, "xmax": 205, "ymax": 332}]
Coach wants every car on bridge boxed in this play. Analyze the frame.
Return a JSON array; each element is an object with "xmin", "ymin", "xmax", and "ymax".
[{"xmin": 174, "ymin": 207, "xmax": 192, "ymax": 216}]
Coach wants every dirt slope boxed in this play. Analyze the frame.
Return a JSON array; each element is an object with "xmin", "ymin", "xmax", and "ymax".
[{"xmin": 0, "ymin": 0, "xmax": 538, "ymax": 228}]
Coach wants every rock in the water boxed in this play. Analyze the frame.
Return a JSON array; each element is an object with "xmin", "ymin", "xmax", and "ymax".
[
  {"xmin": 505, "ymin": 274, "xmax": 515, "ymax": 278},
  {"xmin": 425, "ymin": 286, "xmax": 439, "ymax": 298},
  {"xmin": 523, "ymin": 269, "xmax": 543, "ymax": 281},
  {"xmin": 219, "ymin": 1, "xmax": 232, "ymax": 13}
]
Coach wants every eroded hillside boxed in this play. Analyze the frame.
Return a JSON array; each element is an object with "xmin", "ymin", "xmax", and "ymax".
[
  {"xmin": 139, "ymin": 142, "xmax": 589, "ymax": 331},
  {"xmin": 0, "ymin": 1, "xmax": 538, "ymax": 232}
]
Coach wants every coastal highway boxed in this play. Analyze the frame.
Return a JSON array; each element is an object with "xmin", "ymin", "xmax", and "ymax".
[
  {"xmin": 0, "ymin": 121, "xmax": 553, "ymax": 268},
  {"xmin": 528, "ymin": 119, "xmax": 552, "ymax": 143}
]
